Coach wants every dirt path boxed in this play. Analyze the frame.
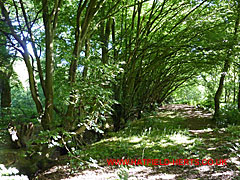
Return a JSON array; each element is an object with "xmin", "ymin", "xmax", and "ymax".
[
  {"xmin": 35, "ymin": 104, "xmax": 240, "ymax": 180},
  {"xmin": 160, "ymin": 104, "xmax": 214, "ymax": 129},
  {"xmin": 158, "ymin": 104, "xmax": 240, "ymax": 179}
]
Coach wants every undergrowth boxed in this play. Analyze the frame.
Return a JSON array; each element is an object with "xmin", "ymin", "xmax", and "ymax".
[
  {"xmin": 69, "ymin": 110, "xmax": 204, "ymax": 170},
  {"xmin": 216, "ymin": 104, "xmax": 240, "ymax": 126}
]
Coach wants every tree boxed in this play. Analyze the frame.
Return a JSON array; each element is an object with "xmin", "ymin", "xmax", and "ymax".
[
  {"xmin": 0, "ymin": 0, "xmax": 120, "ymax": 134},
  {"xmin": 214, "ymin": 0, "xmax": 240, "ymax": 118},
  {"xmin": 108, "ymin": 0, "xmax": 225, "ymax": 130}
]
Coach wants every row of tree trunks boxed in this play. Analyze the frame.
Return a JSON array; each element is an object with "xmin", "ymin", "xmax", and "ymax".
[
  {"xmin": 1, "ymin": 0, "xmax": 107, "ymax": 135},
  {"xmin": 65, "ymin": 0, "xmax": 104, "ymax": 130},
  {"xmin": 214, "ymin": 1, "xmax": 240, "ymax": 118}
]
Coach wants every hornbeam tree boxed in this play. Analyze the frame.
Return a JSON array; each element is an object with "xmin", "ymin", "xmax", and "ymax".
[{"xmin": 0, "ymin": 0, "xmax": 120, "ymax": 134}]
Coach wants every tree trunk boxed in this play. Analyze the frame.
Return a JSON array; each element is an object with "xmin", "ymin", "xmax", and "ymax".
[
  {"xmin": 234, "ymin": 66, "xmax": 236, "ymax": 103},
  {"xmin": 0, "ymin": 35, "xmax": 11, "ymax": 116},
  {"xmin": 214, "ymin": 63, "xmax": 229, "ymax": 119},
  {"xmin": 238, "ymin": 69, "xmax": 240, "ymax": 111},
  {"xmin": 1, "ymin": 75, "xmax": 11, "ymax": 116},
  {"xmin": 83, "ymin": 38, "xmax": 90, "ymax": 78},
  {"xmin": 112, "ymin": 103, "xmax": 122, "ymax": 131},
  {"xmin": 41, "ymin": 0, "xmax": 61, "ymax": 130},
  {"xmin": 100, "ymin": 18, "xmax": 111, "ymax": 64},
  {"xmin": 42, "ymin": 18, "xmax": 54, "ymax": 130}
]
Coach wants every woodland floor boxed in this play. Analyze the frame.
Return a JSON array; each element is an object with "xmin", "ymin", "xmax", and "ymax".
[
  {"xmin": 3, "ymin": 104, "xmax": 240, "ymax": 180},
  {"xmin": 35, "ymin": 104, "xmax": 240, "ymax": 180}
]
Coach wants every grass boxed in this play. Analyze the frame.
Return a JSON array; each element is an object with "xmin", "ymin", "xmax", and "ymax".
[
  {"xmin": 65, "ymin": 105, "xmax": 240, "ymax": 179},
  {"xmin": 73, "ymin": 109, "xmax": 204, "ymax": 164}
]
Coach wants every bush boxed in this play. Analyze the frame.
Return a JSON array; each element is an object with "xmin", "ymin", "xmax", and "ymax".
[
  {"xmin": 216, "ymin": 104, "xmax": 240, "ymax": 126},
  {"xmin": 200, "ymin": 100, "xmax": 214, "ymax": 110}
]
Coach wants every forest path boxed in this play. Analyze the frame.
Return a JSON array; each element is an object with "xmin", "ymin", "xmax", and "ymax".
[
  {"xmin": 36, "ymin": 104, "xmax": 240, "ymax": 180},
  {"xmin": 156, "ymin": 104, "xmax": 240, "ymax": 179},
  {"xmin": 159, "ymin": 104, "xmax": 214, "ymax": 129}
]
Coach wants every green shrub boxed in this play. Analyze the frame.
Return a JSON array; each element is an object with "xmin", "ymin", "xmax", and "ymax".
[
  {"xmin": 216, "ymin": 104, "xmax": 240, "ymax": 126},
  {"xmin": 200, "ymin": 100, "xmax": 214, "ymax": 110}
]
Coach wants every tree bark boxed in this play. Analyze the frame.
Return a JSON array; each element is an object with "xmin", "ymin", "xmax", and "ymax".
[
  {"xmin": 233, "ymin": 66, "xmax": 236, "ymax": 103},
  {"xmin": 214, "ymin": 62, "xmax": 229, "ymax": 118},
  {"xmin": 100, "ymin": 17, "xmax": 111, "ymax": 64},
  {"xmin": 238, "ymin": 68, "xmax": 240, "ymax": 111},
  {"xmin": 1, "ymin": 75, "xmax": 11, "ymax": 113},
  {"xmin": 112, "ymin": 103, "xmax": 122, "ymax": 131},
  {"xmin": 41, "ymin": 0, "xmax": 61, "ymax": 130},
  {"xmin": 0, "ymin": 38, "xmax": 11, "ymax": 116}
]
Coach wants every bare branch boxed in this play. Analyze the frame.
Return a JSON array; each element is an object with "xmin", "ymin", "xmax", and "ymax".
[{"xmin": 12, "ymin": 0, "xmax": 25, "ymax": 39}]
